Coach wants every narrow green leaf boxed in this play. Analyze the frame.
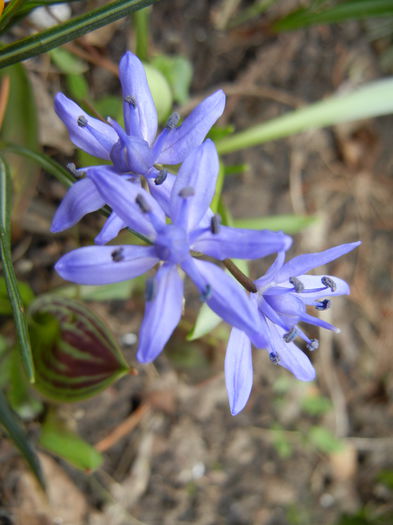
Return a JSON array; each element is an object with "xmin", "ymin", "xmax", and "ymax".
[
  {"xmin": 0, "ymin": 143, "xmax": 74, "ymax": 187},
  {"xmin": 216, "ymin": 77, "xmax": 393, "ymax": 154},
  {"xmin": 0, "ymin": 390, "xmax": 45, "ymax": 489},
  {"xmin": 0, "ymin": 0, "xmax": 159, "ymax": 69},
  {"xmin": 234, "ymin": 214, "xmax": 318, "ymax": 234},
  {"xmin": 132, "ymin": 6, "xmax": 150, "ymax": 62},
  {"xmin": 187, "ymin": 302, "xmax": 222, "ymax": 341},
  {"xmin": 0, "ymin": 276, "xmax": 35, "ymax": 315},
  {"xmin": 275, "ymin": 1, "xmax": 393, "ymax": 31},
  {"xmin": 0, "ymin": 156, "xmax": 35, "ymax": 382},
  {"xmin": 210, "ymin": 162, "xmax": 225, "ymax": 213},
  {"xmin": 49, "ymin": 47, "xmax": 87, "ymax": 74},
  {"xmin": 39, "ymin": 411, "xmax": 102, "ymax": 471}
]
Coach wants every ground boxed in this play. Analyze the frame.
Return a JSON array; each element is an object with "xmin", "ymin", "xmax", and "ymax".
[{"xmin": 0, "ymin": 1, "xmax": 392, "ymax": 524}]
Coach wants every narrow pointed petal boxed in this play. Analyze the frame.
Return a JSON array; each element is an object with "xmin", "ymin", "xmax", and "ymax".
[
  {"xmin": 275, "ymin": 242, "xmax": 361, "ymax": 283},
  {"xmin": 54, "ymin": 93, "xmax": 117, "ymax": 159},
  {"xmin": 193, "ymin": 226, "xmax": 292, "ymax": 260},
  {"xmin": 299, "ymin": 311, "xmax": 339, "ymax": 333},
  {"xmin": 55, "ymin": 245, "xmax": 159, "ymax": 284},
  {"xmin": 156, "ymin": 90, "xmax": 226, "ymax": 164},
  {"xmin": 225, "ymin": 328, "xmax": 253, "ymax": 415},
  {"xmin": 94, "ymin": 213, "xmax": 125, "ymax": 245},
  {"xmin": 119, "ymin": 51, "xmax": 158, "ymax": 144},
  {"xmin": 265, "ymin": 319, "xmax": 316, "ymax": 381},
  {"xmin": 88, "ymin": 168, "xmax": 165, "ymax": 238},
  {"xmin": 137, "ymin": 264, "xmax": 183, "ymax": 363},
  {"xmin": 254, "ymin": 251, "xmax": 286, "ymax": 289},
  {"xmin": 184, "ymin": 258, "xmax": 267, "ymax": 348},
  {"xmin": 51, "ymin": 178, "xmax": 104, "ymax": 232},
  {"xmin": 170, "ymin": 140, "xmax": 219, "ymax": 232}
]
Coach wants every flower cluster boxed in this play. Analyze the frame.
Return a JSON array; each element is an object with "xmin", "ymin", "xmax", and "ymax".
[{"xmin": 52, "ymin": 51, "xmax": 360, "ymax": 415}]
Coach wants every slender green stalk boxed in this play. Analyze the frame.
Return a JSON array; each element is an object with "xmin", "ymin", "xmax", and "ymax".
[
  {"xmin": 0, "ymin": 0, "xmax": 159, "ymax": 69},
  {"xmin": 0, "ymin": 155, "xmax": 35, "ymax": 382},
  {"xmin": 216, "ymin": 77, "xmax": 393, "ymax": 154},
  {"xmin": 132, "ymin": 6, "xmax": 151, "ymax": 62}
]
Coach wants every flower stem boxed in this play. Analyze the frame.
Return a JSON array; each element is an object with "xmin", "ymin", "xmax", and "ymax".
[{"xmin": 223, "ymin": 259, "xmax": 257, "ymax": 293}]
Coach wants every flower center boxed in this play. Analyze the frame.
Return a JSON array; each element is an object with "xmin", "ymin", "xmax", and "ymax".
[{"xmin": 155, "ymin": 224, "xmax": 189, "ymax": 264}]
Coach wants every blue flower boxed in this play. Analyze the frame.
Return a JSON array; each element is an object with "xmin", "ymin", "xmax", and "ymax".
[
  {"xmin": 51, "ymin": 51, "xmax": 226, "ymax": 233},
  {"xmin": 55, "ymin": 140, "xmax": 292, "ymax": 363},
  {"xmin": 225, "ymin": 241, "xmax": 361, "ymax": 415}
]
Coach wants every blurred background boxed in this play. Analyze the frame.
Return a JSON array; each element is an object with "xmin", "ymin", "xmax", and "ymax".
[{"xmin": 0, "ymin": 1, "xmax": 392, "ymax": 524}]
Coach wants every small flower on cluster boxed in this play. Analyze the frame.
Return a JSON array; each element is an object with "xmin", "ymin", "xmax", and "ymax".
[
  {"xmin": 55, "ymin": 141, "xmax": 291, "ymax": 363},
  {"xmin": 225, "ymin": 241, "xmax": 361, "ymax": 415},
  {"xmin": 51, "ymin": 51, "xmax": 226, "ymax": 234}
]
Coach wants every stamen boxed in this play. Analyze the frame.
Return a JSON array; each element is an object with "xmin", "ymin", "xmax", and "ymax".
[
  {"xmin": 315, "ymin": 299, "xmax": 331, "ymax": 311},
  {"xmin": 210, "ymin": 214, "xmax": 221, "ymax": 234},
  {"xmin": 283, "ymin": 327, "xmax": 298, "ymax": 343},
  {"xmin": 166, "ymin": 112, "xmax": 180, "ymax": 129},
  {"xmin": 77, "ymin": 115, "xmax": 88, "ymax": 127},
  {"xmin": 269, "ymin": 351, "xmax": 280, "ymax": 365},
  {"xmin": 66, "ymin": 162, "xmax": 84, "ymax": 178},
  {"xmin": 321, "ymin": 276, "xmax": 337, "ymax": 292},
  {"xmin": 199, "ymin": 284, "xmax": 212, "ymax": 302},
  {"xmin": 111, "ymin": 247, "xmax": 124, "ymax": 262},
  {"xmin": 145, "ymin": 277, "xmax": 156, "ymax": 301},
  {"xmin": 154, "ymin": 169, "xmax": 168, "ymax": 185},
  {"xmin": 178, "ymin": 186, "xmax": 195, "ymax": 198},
  {"xmin": 124, "ymin": 95, "xmax": 137, "ymax": 107},
  {"xmin": 307, "ymin": 339, "xmax": 319, "ymax": 351},
  {"xmin": 135, "ymin": 194, "xmax": 151, "ymax": 213},
  {"xmin": 289, "ymin": 276, "xmax": 304, "ymax": 293}
]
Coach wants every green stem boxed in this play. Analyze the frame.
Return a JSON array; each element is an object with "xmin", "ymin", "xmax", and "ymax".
[{"xmin": 0, "ymin": 0, "xmax": 159, "ymax": 69}]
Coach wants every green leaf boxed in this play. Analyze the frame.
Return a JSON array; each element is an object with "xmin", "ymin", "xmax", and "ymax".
[
  {"xmin": 234, "ymin": 214, "xmax": 318, "ymax": 234},
  {"xmin": 0, "ymin": 156, "xmax": 35, "ymax": 382},
  {"xmin": 0, "ymin": 0, "xmax": 159, "ymax": 69},
  {"xmin": 144, "ymin": 63, "xmax": 173, "ymax": 123},
  {"xmin": 132, "ymin": 6, "xmax": 150, "ymax": 62},
  {"xmin": 57, "ymin": 279, "xmax": 138, "ymax": 301},
  {"xmin": 151, "ymin": 54, "xmax": 193, "ymax": 104},
  {"xmin": 65, "ymin": 72, "xmax": 89, "ymax": 100},
  {"xmin": 49, "ymin": 47, "xmax": 87, "ymax": 74},
  {"xmin": 210, "ymin": 162, "xmax": 225, "ymax": 213},
  {"xmin": 187, "ymin": 302, "xmax": 222, "ymax": 341},
  {"xmin": 28, "ymin": 295, "xmax": 131, "ymax": 402},
  {"xmin": 301, "ymin": 394, "xmax": 332, "ymax": 416},
  {"xmin": 0, "ymin": 276, "xmax": 35, "ymax": 315},
  {"xmin": 275, "ymin": 1, "xmax": 393, "ymax": 31},
  {"xmin": 308, "ymin": 426, "xmax": 345, "ymax": 454},
  {"xmin": 0, "ymin": 143, "xmax": 74, "ymax": 188},
  {"xmin": 0, "ymin": 389, "xmax": 45, "ymax": 489},
  {"xmin": 216, "ymin": 77, "xmax": 393, "ymax": 154},
  {"xmin": 39, "ymin": 411, "xmax": 102, "ymax": 471}
]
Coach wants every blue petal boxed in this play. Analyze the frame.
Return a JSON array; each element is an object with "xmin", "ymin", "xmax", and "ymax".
[
  {"xmin": 288, "ymin": 274, "xmax": 350, "ymax": 302},
  {"xmin": 225, "ymin": 327, "xmax": 253, "ymax": 415},
  {"xmin": 192, "ymin": 226, "xmax": 292, "ymax": 260},
  {"xmin": 254, "ymin": 251, "xmax": 286, "ymax": 289},
  {"xmin": 275, "ymin": 241, "xmax": 361, "ymax": 283},
  {"xmin": 170, "ymin": 140, "xmax": 219, "ymax": 232},
  {"xmin": 137, "ymin": 264, "xmax": 183, "ymax": 362},
  {"xmin": 264, "ymin": 319, "xmax": 316, "ymax": 381},
  {"xmin": 55, "ymin": 245, "xmax": 159, "ymax": 284},
  {"xmin": 94, "ymin": 212, "xmax": 125, "ymax": 245},
  {"xmin": 54, "ymin": 93, "xmax": 117, "ymax": 159},
  {"xmin": 88, "ymin": 168, "xmax": 165, "ymax": 238},
  {"xmin": 183, "ymin": 258, "xmax": 267, "ymax": 348},
  {"xmin": 156, "ymin": 90, "xmax": 226, "ymax": 164},
  {"xmin": 119, "ymin": 51, "xmax": 158, "ymax": 144},
  {"xmin": 50, "ymin": 178, "xmax": 104, "ymax": 232}
]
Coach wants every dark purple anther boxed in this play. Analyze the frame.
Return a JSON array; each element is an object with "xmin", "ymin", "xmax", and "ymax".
[
  {"xmin": 269, "ymin": 351, "xmax": 280, "ymax": 365},
  {"xmin": 210, "ymin": 214, "xmax": 221, "ymax": 234},
  {"xmin": 321, "ymin": 276, "xmax": 337, "ymax": 292},
  {"xmin": 145, "ymin": 277, "xmax": 156, "ymax": 301},
  {"xmin": 111, "ymin": 247, "xmax": 124, "ymax": 262},
  {"xmin": 307, "ymin": 339, "xmax": 319, "ymax": 351},
  {"xmin": 77, "ymin": 115, "xmax": 88, "ymax": 127},
  {"xmin": 154, "ymin": 169, "xmax": 168, "ymax": 185},
  {"xmin": 200, "ymin": 284, "xmax": 212, "ymax": 302},
  {"xmin": 283, "ymin": 327, "xmax": 298, "ymax": 343},
  {"xmin": 315, "ymin": 299, "xmax": 331, "ymax": 311},
  {"xmin": 124, "ymin": 95, "xmax": 137, "ymax": 107},
  {"xmin": 178, "ymin": 186, "xmax": 195, "ymax": 198},
  {"xmin": 289, "ymin": 276, "xmax": 304, "ymax": 293},
  {"xmin": 135, "ymin": 194, "xmax": 151, "ymax": 213},
  {"xmin": 166, "ymin": 112, "xmax": 180, "ymax": 129}
]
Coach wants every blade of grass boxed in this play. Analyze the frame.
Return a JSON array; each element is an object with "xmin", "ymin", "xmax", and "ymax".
[
  {"xmin": 0, "ymin": 0, "xmax": 159, "ymax": 69},
  {"xmin": 216, "ymin": 77, "xmax": 393, "ymax": 154},
  {"xmin": 0, "ymin": 155, "xmax": 35, "ymax": 382},
  {"xmin": 0, "ymin": 389, "xmax": 45, "ymax": 489}
]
